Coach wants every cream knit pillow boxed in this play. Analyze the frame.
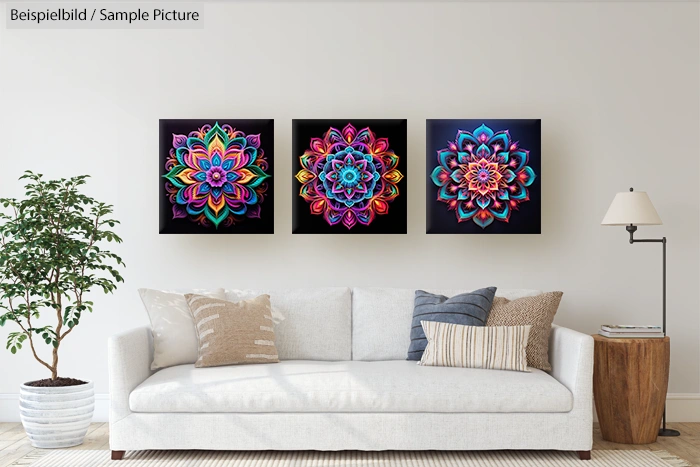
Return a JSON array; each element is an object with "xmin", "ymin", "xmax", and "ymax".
[{"xmin": 185, "ymin": 294, "xmax": 279, "ymax": 368}]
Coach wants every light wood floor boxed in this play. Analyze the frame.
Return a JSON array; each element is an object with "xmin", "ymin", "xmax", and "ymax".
[{"xmin": 0, "ymin": 422, "xmax": 698, "ymax": 466}]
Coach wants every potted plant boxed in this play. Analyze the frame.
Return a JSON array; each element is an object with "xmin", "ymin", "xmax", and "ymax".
[{"xmin": 0, "ymin": 172, "xmax": 124, "ymax": 448}]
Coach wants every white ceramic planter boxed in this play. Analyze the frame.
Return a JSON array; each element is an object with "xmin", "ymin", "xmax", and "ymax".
[{"xmin": 19, "ymin": 381, "xmax": 94, "ymax": 449}]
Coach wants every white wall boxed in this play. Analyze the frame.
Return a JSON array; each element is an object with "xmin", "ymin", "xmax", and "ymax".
[{"xmin": 0, "ymin": 1, "xmax": 698, "ymax": 420}]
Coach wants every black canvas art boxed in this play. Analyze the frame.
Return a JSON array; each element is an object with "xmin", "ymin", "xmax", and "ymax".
[
  {"xmin": 426, "ymin": 119, "xmax": 541, "ymax": 234},
  {"xmin": 159, "ymin": 119, "xmax": 274, "ymax": 234},
  {"xmin": 293, "ymin": 119, "xmax": 407, "ymax": 234}
]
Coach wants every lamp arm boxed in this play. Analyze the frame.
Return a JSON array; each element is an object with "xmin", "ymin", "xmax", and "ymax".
[{"xmin": 626, "ymin": 224, "xmax": 664, "ymax": 243}]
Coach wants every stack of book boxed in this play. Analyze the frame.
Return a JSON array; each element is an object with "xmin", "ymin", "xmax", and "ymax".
[{"xmin": 598, "ymin": 325, "xmax": 664, "ymax": 338}]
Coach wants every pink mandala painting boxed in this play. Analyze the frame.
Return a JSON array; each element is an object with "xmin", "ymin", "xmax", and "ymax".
[
  {"xmin": 160, "ymin": 119, "xmax": 274, "ymax": 234},
  {"xmin": 293, "ymin": 120, "xmax": 407, "ymax": 234}
]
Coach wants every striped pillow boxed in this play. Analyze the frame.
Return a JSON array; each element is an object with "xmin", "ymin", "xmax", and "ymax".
[
  {"xmin": 419, "ymin": 321, "xmax": 531, "ymax": 372},
  {"xmin": 184, "ymin": 294, "xmax": 279, "ymax": 368}
]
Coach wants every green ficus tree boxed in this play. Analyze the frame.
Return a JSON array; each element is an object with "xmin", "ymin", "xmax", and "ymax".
[{"xmin": 0, "ymin": 172, "xmax": 124, "ymax": 381}]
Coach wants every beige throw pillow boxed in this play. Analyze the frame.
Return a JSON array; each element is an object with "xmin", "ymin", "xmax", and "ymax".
[
  {"xmin": 419, "ymin": 321, "xmax": 531, "ymax": 372},
  {"xmin": 184, "ymin": 294, "xmax": 279, "ymax": 368},
  {"xmin": 486, "ymin": 292, "xmax": 563, "ymax": 371}
]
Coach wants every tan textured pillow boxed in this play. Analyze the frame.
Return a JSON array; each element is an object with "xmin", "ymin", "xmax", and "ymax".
[
  {"xmin": 184, "ymin": 294, "xmax": 279, "ymax": 368},
  {"xmin": 419, "ymin": 321, "xmax": 531, "ymax": 372},
  {"xmin": 486, "ymin": 292, "xmax": 563, "ymax": 371}
]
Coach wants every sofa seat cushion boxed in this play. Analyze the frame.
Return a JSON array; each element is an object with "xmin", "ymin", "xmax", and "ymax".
[{"xmin": 129, "ymin": 360, "xmax": 572, "ymax": 414}]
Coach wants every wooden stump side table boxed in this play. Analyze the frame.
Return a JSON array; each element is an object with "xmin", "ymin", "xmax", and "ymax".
[{"xmin": 592, "ymin": 334, "xmax": 670, "ymax": 444}]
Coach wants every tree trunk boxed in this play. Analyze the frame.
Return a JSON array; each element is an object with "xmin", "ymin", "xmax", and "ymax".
[
  {"xmin": 53, "ymin": 275, "xmax": 61, "ymax": 381},
  {"xmin": 51, "ymin": 345, "xmax": 59, "ymax": 380}
]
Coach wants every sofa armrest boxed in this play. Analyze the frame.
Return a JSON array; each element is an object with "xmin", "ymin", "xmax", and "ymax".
[
  {"xmin": 549, "ymin": 325, "xmax": 594, "ymax": 411},
  {"xmin": 108, "ymin": 326, "xmax": 153, "ymax": 425}
]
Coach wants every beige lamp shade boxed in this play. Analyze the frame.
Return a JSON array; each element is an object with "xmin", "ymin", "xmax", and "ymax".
[{"xmin": 601, "ymin": 190, "xmax": 662, "ymax": 226}]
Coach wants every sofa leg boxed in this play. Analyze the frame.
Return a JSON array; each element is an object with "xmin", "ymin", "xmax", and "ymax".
[
  {"xmin": 576, "ymin": 450, "xmax": 591, "ymax": 460},
  {"xmin": 111, "ymin": 451, "xmax": 125, "ymax": 460}
]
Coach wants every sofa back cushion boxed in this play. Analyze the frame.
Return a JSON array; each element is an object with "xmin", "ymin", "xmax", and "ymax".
[
  {"xmin": 225, "ymin": 287, "xmax": 351, "ymax": 361},
  {"xmin": 352, "ymin": 287, "xmax": 542, "ymax": 361}
]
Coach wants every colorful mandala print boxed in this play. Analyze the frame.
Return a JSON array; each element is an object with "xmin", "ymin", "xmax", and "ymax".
[
  {"xmin": 430, "ymin": 124, "xmax": 536, "ymax": 229},
  {"xmin": 295, "ymin": 124, "xmax": 403, "ymax": 229},
  {"xmin": 163, "ymin": 122, "xmax": 270, "ymax": 229}
]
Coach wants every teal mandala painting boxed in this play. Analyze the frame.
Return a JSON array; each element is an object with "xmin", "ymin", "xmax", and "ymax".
[
  {"xmin": 159, "ymin": 119, "xmax": 274, "ymax": 234},
  {"xmin": 426, "ymin": 119, "xmax": 541, "ymax": 234}
]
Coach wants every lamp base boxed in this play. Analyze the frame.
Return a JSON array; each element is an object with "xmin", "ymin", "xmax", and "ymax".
[{"xmin": 658, "ymin": 428, "xmax": 681, "ymax": 437}]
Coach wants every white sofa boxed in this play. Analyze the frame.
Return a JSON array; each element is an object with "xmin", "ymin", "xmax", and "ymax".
[{"xmin": 108, "ymin": 287, "xmax": 594, "ymax": 460}]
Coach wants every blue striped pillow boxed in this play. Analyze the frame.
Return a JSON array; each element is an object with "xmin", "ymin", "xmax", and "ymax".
[{"xmin": 407, "ymin": 287, "xmax": 497, "ymax": 361}]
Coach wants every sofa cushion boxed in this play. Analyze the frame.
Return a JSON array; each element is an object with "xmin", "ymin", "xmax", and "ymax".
[
  {"xmin": 225, "ymin": 287, "xmax": 351, "ymax": 361},
  {"xmin": 352, "ymin": 287, "xmax": 542, "ymax": 361},
  {"xmin": 130, "ymin": 360, "xmax": 572, "ymax": 414}
]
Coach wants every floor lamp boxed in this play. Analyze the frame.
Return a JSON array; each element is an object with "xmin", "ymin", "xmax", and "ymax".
[{"xmin": 601, "ymin": 188, "xmax": 680, "ymax": 437}]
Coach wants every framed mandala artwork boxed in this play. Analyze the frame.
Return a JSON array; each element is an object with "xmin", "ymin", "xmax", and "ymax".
[
  {"xmin": 293, "ymin": 119, "xmax": 407, "ymax": 234},
  {"xmin": 426, "ymin": 119, "xmax": 541, "ymax": 234},
  {"xmin": 159, "ymin": 119, "xmax": 274, "ymax": 234}
]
